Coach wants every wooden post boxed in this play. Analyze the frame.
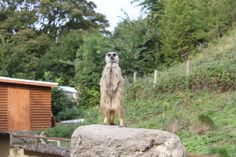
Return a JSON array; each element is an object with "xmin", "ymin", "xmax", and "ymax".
[
  {"xmin": 186, "ymin": 60, "xmax": 191, "ymax": 75},
  {"xmin": 133, "ymin": 72, "xmax": 137, "ymax": 82},
  {"xmin": 154, "ymin": 70, "xmax": 158, "ymax": 87}
]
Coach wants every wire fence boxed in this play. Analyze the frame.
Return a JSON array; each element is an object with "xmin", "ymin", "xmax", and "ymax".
[{"xmin": 132, "ymin": 60, "xmax": 192, "ymax": 85}]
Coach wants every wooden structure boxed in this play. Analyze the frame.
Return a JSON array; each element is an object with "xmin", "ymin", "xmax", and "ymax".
[{"xmin": 0, "ymin": 76, "xmax": 58, "ymax": 131}]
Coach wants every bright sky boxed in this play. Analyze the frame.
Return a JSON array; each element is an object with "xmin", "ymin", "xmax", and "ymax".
[{"xmin": 90, "ymin": 0, "xmax": 143, "ymax": 31}]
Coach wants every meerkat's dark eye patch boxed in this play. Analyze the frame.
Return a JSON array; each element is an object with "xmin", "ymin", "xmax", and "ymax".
[
  {"xmin": 107, "ymin": 53, "xmax": 111, "ymax": 57},
  {"xmin": 112, "ymin": 53, "xmax": 117, "ymax": 57}
]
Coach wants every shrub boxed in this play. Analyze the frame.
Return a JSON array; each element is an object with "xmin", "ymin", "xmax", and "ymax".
[
  {"xmin": 44, "ymin": 124, "xmax": 80, "ymax": 138},
  {"xmin": 209, "ymin": 147, "xmax": 230, "ymax": 157},
  {"xmin": 153, "ymin": 50, "xmax": 236, "ymax": 92},
  {"xmin": 125, "ymin": 80, "xmax": 155, "ymax": 100},
  {"xmin": 78, "ymin": 87, "xmax": 100, "ymax": 107},
  {"xmin": 52, "ymin": 88, "xmax": 79, "ymax": 121}
]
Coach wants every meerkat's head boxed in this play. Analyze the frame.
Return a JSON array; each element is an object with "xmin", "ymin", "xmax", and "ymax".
[{"xmin": 105, "ymin": 52, "xmax": 119, "ymax": 64}]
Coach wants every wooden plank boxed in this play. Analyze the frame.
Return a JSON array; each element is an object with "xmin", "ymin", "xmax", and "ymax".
[
  {"xmin": 30, "ymin": 122, "xmax": 51, "ymax": 125},
  {"xmin": 30, "ymin": 109, "xmax": 51, "ymax": 111},
  {"xmin": 30, "ymin": 118, "xmax": 51, "ymax": 120},
  {"xmin": 30, "ymin": 122, "xmax": 51, "ymax": 124},
  {"xmin": 8, "ymin": 87, "xmax": 30, "ymax": 131},
  {"xmin": 30, "ymin": 107, "xmax": 51, "ymax": 109},
  {"xmin": 30, "ymin": 115, "xmax": 51, "ymax": 118},
  {"xmin": 30, "ymin": 114, "xmax": 51, "ymax": 116},
  {"xmin": 30, "ymin": 98, "xmax": 51, "ymax": 100},
  {"xmin": 0, "ymin": 86, "xmax": 8, "ymax": 130},
  {"xmin": 29, "ymin": 88, "xmax": 52, "ymax": 130},
  {"xmin": 30, "ymin": 103, "xmax": 51, "ymax": 105},
  {"xmin": 30, "ymin": 108, "xmax": 51, "ymax": 110}
]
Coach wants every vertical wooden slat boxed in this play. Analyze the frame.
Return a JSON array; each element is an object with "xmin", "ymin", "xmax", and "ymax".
[
  {"xmin": 8, "ymin": 87, "xmax": 30, "ymax": 131},
  {"xmin": 0, "ymin": 83, "xmax": 52, "ymax": 131},
  {"xmin": 0, "ymin": 86, "xmax": 8, "ymax": 131},
  {"xmin": 30, "ymin": 87, "xmax": 52, "ymax": 130}
]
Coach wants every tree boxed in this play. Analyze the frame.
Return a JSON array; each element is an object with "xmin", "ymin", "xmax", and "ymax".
[
  {"xmin": 74, "ymin": 32, "xmax": 111, "ymax": 107},
  {"xmin": 40, "ymin": 30, "xmax": 83, "ymax": 85},
  {"xmin": 0, "ymin": 0, "xmax": 109, "ymax": 81},
  {"xmin": 112, "ymin": 18, "xmax": 161, "ymax": 75},
  {"xmin": 39, "ymin": 0, "xmax": 109, "ymax": 40},
  {"xmin": 135, "ymin": 0, "xmax": 236, "ymax": 65},
  {"xmin": 51, "ymin": 88, "xmax": 78, "ymax": 121},
  {"xmin": 0, "ymin": 28, "xmax": 50, "ymax": 79},
  {"xmin": 75, "ymin": 32, "xmax": 111, "ymax": 89},
  {"xmin": 159, "ymin": 0, "xmax": 236, "ymax": 64}
]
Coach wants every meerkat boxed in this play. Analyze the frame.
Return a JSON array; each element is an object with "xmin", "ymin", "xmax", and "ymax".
[{"xmin": 99, "ymin": 52, "xmax": 124, "ymax": 126}]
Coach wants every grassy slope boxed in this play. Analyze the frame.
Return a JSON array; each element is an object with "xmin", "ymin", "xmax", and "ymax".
[
  {"xmin": 85, "ymin": 28, "xmax": 236, "ymax": 156},
  {"xmin": 45, "ymin": 28, "xmax": 236, "ymax": 156}
]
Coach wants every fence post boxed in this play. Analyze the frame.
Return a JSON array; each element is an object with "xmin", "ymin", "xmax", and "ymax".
[
  {"xmin": 154, "ymin": 70, "xmax": 158, "ymax": 87},
  {"xmin": 186, "ymin": 60, "xmax": 191, "ymax": 75},
  {"xmin": 133, "ymin": 72, "xmax": 137, "ymax": 82}
]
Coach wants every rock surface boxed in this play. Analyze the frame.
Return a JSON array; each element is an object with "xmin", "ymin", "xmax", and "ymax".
[{"xmin": 70, "ymin": 124, "xmax": 187, "ymax": 157}]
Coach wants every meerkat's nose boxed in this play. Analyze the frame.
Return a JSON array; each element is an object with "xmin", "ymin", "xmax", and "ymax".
[{"xmin": 110, "ymin": 56, "xmax": 114, "ymax": 60}]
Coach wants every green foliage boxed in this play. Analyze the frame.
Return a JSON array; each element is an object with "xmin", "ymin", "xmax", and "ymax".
[
  {"xmin": 44, "ymin": 27, "xmax": 236, "ymax": 156},
  {"xmin": 0, "ymin": 0, "xmax": 108, "ymax": 82},
  {"xmin": 209, "ymin": 147, "xmax": 230, "ymax": 157},
  {"xmin": 41, "ymin": 30, "xmax": 83, "ymax": 85},
  {"xmin": 160, "ymin": 0, "xmax": 199, "ymax": 62},
  {"xmin": 0, "ymin": 29, "xmax": 51, "ymax": 79},
  {"xmin": 51, "ymin": 88, "xmax": 78, "ymax": 121},
  {"xmin": 44, "ymin": 124, "xmax": 80, "ymax": 138},
  {"xmin": 118, "ymin": 0, "xmax": 236, "ymax": 69},
  {"xmin": 80, "ymin": 90, "xmax": 236, "ymax": 156},
  {"xmin": 198, "ymin": 114, "xmax": 215, "ymax": 129},
  {"xmin": 39, "ymin": 0, "xmax": 109, "ymax": 39},
  {"xmin": 112, "ymin": 18, "xmax": 161, "ymax": 74},
  {"xmin": 74, "ymin": 32, "xmax": 110, "ymax": 107},
  {"xmin": 78, "ymin": 31, "xmax": 236, "ymax": 156},
  {"xmin": 78, "ymin": 87, "xmax": 100, "ymax": 107},
  {"xmin": 75, "ymin": 32, "xmax": 110, "ymax": 90},
  {"xmin": 125, "ymin": 80, "xmax": 155, "ymax": 100},
  {"xmin": 81, "ymin": 105, "xmax": 101, "ymax": 124},
  {"xmin": 159, "ymin": 0, "xmax": 236, "ymax": 64},
  {"xmin": 153, "ymin": 46, "xmax": 236, "ymax": 92}
]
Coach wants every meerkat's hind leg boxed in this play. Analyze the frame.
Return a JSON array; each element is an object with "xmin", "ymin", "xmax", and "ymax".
[
  {"xmin": 118, "ymin": 108, "xmax": 124, "ymax": 127},
  {"xmin": 109, "ymin": 110, "xmax": 115, "ymax": 125},
  {"xmin": 102, "ymin": 109, "xmax": 108, "ymax": 125}
]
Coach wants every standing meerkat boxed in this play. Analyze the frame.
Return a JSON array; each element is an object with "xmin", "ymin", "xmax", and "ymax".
[{"xmin": 100, "ymin": 52, "xmax": 124, "ymax": 126}]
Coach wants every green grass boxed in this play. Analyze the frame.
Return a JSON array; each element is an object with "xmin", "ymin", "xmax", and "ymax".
[{"xmin": 80, "ymin": 91, "xmax": 236, "ymax": 156}]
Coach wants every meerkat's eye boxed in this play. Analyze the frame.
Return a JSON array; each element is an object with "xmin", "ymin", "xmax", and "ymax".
[
  {"xmin": 107, "ymin": 53, "xmax": 111, "ymax": 57},
  {"xmin": 113, "ymin": 53, "xmax": 117, "ymax": 57}
]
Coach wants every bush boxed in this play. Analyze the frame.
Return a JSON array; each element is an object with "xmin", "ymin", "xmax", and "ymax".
[
  {"xmin": 209, "ymin": 147, "xmax": 230, "ymax": 157},
  {"xmin": 153, "ymin": 49, "xmax": 236, "ymax": 92},
  {"xmin": 78, "ymin": 87, "xmax": 100, "ymax": 107},
  {"xmin": 125, "ymin": 80, "xmax": 155, "ymax": 100},
  {"xmin": 44, "ymin": 124, "xmax": 80, "ymax": 138},
  {"xmin": 52, "ymin": 88, "xmax": 79, "ymax": 121}
]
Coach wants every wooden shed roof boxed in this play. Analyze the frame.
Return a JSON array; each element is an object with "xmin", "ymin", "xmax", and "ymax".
[{"xmin": 0, "ymin": 76, "xmax": 58, "ymax": 88}]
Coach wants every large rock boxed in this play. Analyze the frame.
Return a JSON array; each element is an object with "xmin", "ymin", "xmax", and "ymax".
[{"xmin": 71, "ymin": 124, "xmax": 187, "ymax": 157}]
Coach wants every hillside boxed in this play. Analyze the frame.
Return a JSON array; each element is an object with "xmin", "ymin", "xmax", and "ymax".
[
  {"xmin": 45, "ymin": 27, "xmax": 236, "ymax": 157},
  {"xmin": 85, "ymin": 27, "xmax": 236, "ymax": 156}
]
